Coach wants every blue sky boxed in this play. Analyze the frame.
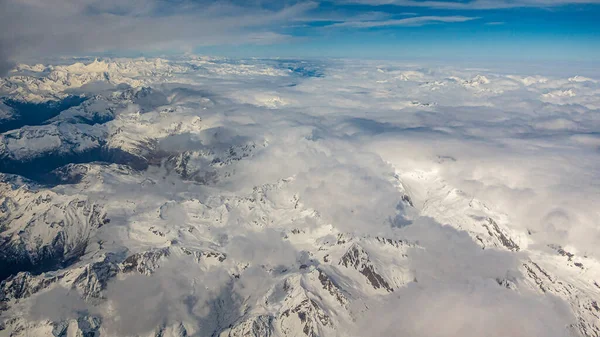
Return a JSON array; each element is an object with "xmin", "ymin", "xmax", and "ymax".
[
  {"xmin": 199, "ymin": 1, "xmax": 600, "ymax": 62},
  {"xmin": 0, "ymin": 0, "xmax": 599, "ymax": 68}
]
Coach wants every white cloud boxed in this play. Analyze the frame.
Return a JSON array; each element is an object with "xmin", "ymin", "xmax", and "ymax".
[
  {"xmin": 327, "ymin": 15, "xmax": 479, "ymax": 28},
  {"xmin": 0, "ymin": 0, "xmax": 317, "ymax": 68},
  {"xmin": 340, "ymin": 0, "xmax": 600, "ymax": 10},
  {"xmin": 358, "ymin": 281, "xmax": 576, "ymax": 337},
  {"xmin": 2, "ymin": 56, "xmax": 600, "ymax": 336},
  {"xmin": 353, "ymin": 218, "xmax": 578, "ymax": 337}
]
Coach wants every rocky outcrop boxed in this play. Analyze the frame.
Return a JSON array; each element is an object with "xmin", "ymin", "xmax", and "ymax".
[
  {"xmin": 0, "ymin": 178, "xmax": 108, "ymax": 281},
  {"xmin": 222, "ymin": 315, "xmax": 275, "ymax": 337},
  {"xmin": 339, "ymin": 244, "xmax": 393, "ymax": 292}
]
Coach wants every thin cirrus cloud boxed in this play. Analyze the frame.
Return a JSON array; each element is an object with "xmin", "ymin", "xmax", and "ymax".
[
  {"xmin": 327, "ymin": 15, "xmax": 479, "ymax": 28},
  {"xmin": 0, "ymin": 0, "xmax": 479, "ymax": 74},
  {"xmin": 339, "ymin": 0, "xmax": 600, "ymax": 9}
]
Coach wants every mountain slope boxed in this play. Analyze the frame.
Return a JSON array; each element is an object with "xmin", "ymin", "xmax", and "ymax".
[{"xmin": 1, "ymin": 57, "xmax": 599, "ymax": 337}]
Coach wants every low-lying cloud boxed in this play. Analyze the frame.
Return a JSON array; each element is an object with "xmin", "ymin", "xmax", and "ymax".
[{"xmin": 3, "ymin": 56, "xmax": 599, "ymax": 336}]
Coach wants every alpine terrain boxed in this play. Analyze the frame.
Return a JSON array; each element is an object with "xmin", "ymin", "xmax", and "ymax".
[{"xmin": 0, "ymin": 57, "xmax": 599, "ymax": 337}]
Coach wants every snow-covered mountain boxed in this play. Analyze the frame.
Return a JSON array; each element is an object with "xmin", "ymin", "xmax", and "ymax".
[{"xmin": 1, "ymin": 57, "xmax": 599, "ymax": 337}]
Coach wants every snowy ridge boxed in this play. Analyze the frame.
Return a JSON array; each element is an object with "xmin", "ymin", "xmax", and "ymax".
[
  {"xmin": 0, "ymin": 175, "xmax": 108, "ymax": 281},
  {"xmin": 0, "ymin": 57, "xmax": 599, "ymax": 337},
  {"xmin": 1, "ymin": 59, "xmax": 188, "ymax": 102}
]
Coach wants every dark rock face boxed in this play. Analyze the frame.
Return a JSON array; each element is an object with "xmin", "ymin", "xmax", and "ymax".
[
  {"xmin": 0, "ymin": 246, "xmax": 228, "ymax": 312},
  {"xmin": 521, "ymin": 260, "xmax": 600, "ymax": 337},
  {"xmin": 224, "ymin": 315, "xmax": 275, "ymax": 337},
  {"xmin": 71, "ymin": 258, "xmax": 121, "ymax": 299},
  {"xmin": 121, "ymin": 248, "xmax": 171, "ymax": 275},
  {"xmin": 401, "ymin": 194, "xmax": 414, "ymax": 207},
  {"xmin": 0, "ymin": 272, "xmax": 61, "ymax": 309},
  {"xmin": 339, "ymin": 244, "xmax": 393, "ymax": 292},
  {"xmin": 281, "ymin": 298, "xmax": 332, "ymax": 337},
  {"xmin": 317, "ymin": 269, "xmax": 349, "ymax": 307},
  {"xmin": 482, "ymin": 218, "xmax": 520, "ymax": 251}
]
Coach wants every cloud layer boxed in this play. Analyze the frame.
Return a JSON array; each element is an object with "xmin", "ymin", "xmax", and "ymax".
[{"xmin": 1, "ymin": 56, "xmax": 599, "ymax": 336}]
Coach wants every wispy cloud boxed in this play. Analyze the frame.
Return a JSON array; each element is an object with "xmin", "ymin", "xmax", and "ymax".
[
  {"xmin": 327, "ymin": 15, "xmax": 479, "ymax": 28},
  {"xmin": 339, "ymin": 0, "xmax": 600, "ymax": 9},
  {"xmin": 0, "ymin": 0, "xmax": 599, "ymax": 71}
]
